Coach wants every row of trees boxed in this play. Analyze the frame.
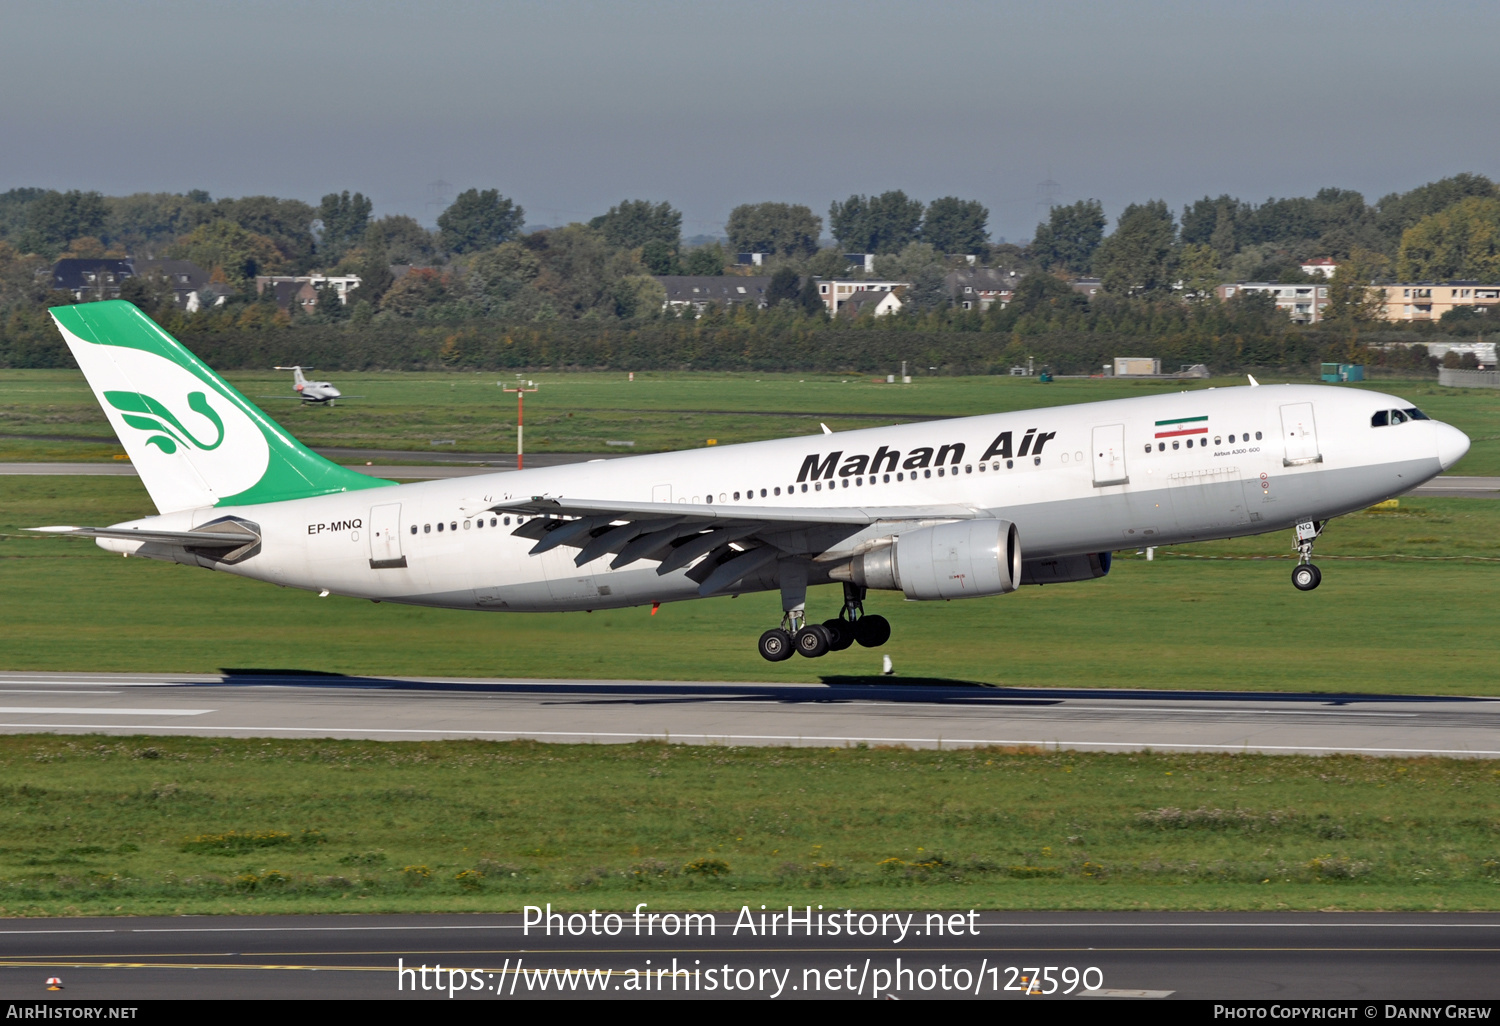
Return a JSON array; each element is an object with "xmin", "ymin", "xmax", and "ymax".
[
  {"xmin": 1, "ymin": 174, "xmax": 1497, "ymax": 345},
  {"xmin": 1029, "ymin": 175, "xmax": 1500, "ymax": 295},
  {"xmin": 0, "ymin": 286, "xmax": 1445, "ymax": 376}
]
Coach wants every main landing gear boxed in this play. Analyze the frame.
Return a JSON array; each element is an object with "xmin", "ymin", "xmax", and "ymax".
[
  {"xmin": 758, "ymin": 582, "xmax": 891, "ymax": 662},
  {"xmin": 1291, "ymin": 520, "xmax": 1324, "ymax": 591}
]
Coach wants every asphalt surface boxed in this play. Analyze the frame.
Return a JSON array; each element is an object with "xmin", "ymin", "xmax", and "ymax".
[
  {"xmin": 0, "ymin": 672, "xmax": 1494, "ymax": 757},
  {"xmin": 2, "ymin": 912, "xmax": 1497, "ymax": 1000},
  {"xmin": 3, "ymin": 461, "xmax": 1496, "ymax": 493}
]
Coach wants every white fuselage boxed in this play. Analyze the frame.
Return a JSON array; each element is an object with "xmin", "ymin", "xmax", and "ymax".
[
  {"xmin": 103, "ymin": 384, "xmax": 1461, "ymax": 612},
  {"xmin": 297, "ymin": 382, "xmax": 341, "ymax": 403}
]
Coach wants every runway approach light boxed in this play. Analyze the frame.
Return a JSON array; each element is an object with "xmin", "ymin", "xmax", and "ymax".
[{"xmin": 46, "ymin": 978, "xmax": 62, "ymax": 990}]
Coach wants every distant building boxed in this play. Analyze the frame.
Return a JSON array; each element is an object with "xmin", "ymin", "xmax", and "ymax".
[
  {"xmin": 269, "ymin": 280, "xmax": 319, "ymax": 314},
  {"xmin": 1376, "ymin": 282, "xmax": 1500, "ymax": 322},
  {"xmin": 655, "ymin": 275, "xmax": 771, "ymax": 314},
  {"xmin": 254, "ymin": 274, "xmax": 362, "ymax": 308},
  {"xmin": 1301, "ymin": 258, "xmax": 1338, "ymax": 278},
  {"xmin": 947, "ymin": 267, "xmax": 1020, "ymax": 310},
  {"xmin": 1215, "ymin": 282, "xmax": 1330, "ymax": 323},
  {"xmin": 132, "ymin": 259, "xmax": 223, "ymax": 310},
  {"xmin": 842, "ymin": 253, "xmax": 877, "ymax": 274},
  {"xmin": 49, "ymin": 257, "xmax": 228, "ymax": 309},
  {"xmin": 735, "ymin": 252, "xmax": 767, "ymax": 267},
  {"xmin": 1425, "ymin": 341, "xmax": 1496, "ymax": 366},
  {"xmin": 50, "ymin": 259, "xmax": 134, "ymax": 301},
  {"xmin": 1069, "ymin": 277, "xmax": 1102, "ymax": 298},
  {"xmin": 815, "ymin": 278, "xmax": 907, "ymax": 315},
  {"xmin": 841, "ymin": 288, "xmax": 903, "ymax": 317}
]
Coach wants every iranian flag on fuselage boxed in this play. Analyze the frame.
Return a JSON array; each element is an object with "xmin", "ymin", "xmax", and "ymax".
[{"xmin": 1155, "ymin": 415, "xmax": 1208, "ymax": 439}]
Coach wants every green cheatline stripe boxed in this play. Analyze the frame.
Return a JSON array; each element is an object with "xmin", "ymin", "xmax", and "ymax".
[{"xmin": 1155, "ymin": 415, "xmax": 1208, "ymax": 426}]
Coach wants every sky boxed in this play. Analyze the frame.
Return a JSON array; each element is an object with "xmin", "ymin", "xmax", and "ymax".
[{"xmin": 2, "ymin": 0, "xmax": 1496, "ymax": 242}]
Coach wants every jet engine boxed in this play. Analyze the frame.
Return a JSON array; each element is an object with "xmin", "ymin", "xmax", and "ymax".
[{"xmin": 829, "ymin": 519, "xmax": 1021, "ymax": 600}]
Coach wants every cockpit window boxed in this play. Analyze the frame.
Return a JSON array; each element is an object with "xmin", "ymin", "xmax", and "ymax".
[{"xmin": 1374, "ymin": 408, "xmax": 1428, "ymax": 427}]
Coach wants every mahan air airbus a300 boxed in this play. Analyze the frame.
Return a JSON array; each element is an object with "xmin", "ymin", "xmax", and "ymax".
[{"xmin": 32, "ymin": 301, "xmax": 1470, "ymax": 661}]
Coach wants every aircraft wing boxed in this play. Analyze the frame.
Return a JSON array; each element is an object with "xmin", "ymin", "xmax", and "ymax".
[{"xmin": 489, "ymin": 494, "xmax": 982, "ymax": 597}]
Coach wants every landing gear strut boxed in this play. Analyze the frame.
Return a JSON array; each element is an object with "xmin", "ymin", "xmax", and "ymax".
[
  {"xmin": 756, "ymin": 580, "xmax": 893, "ymax": 661},
  {"xmin": 839, "ymin": 582, "xmax": 891, "ymax": 648},
  {"xmin": 1291, "ymin": 520, "xmax": 1324, "ymax": 591}
]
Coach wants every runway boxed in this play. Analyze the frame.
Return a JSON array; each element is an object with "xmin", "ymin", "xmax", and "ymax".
[
  {"xmin": 2, "ymin": 911, "xmax": 1497, "ymax": 999},
  {"xmin": 3, "ymin": 461, "xmax": 1496, "ymax": 493},
  {"xmin": 0, "ymin": 672, "xmax": 1494, "ymax": 757}
]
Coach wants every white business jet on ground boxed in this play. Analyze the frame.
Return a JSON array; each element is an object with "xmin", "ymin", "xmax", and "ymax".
[
  {"xmin": 32, "ymin": 301, "xmax": 1469, "ymax": 662},
  {"xmin": 259, "ymin": 366, "xmax": 356, "ymax": 405}
]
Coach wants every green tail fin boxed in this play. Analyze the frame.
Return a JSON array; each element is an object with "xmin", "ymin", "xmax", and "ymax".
[{"xmin": 50, "ymin": 301, "xmax": 393, "ymax": 513}]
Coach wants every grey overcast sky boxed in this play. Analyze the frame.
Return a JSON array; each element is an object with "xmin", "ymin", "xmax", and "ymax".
[{"xmin": 2, "ymin": 0, "xmax": 1496, "ymax": 241}]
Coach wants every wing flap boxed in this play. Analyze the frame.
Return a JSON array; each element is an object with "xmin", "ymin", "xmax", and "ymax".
[
  {"xmin": 496, "ymin": 495, "xmax": 982, "ymax": 571},
  {"xmin": 493, "ymin": 495, "xmax": 979, "ymax": 526}
]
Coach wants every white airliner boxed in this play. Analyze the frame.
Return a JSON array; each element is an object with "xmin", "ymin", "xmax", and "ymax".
[{"xmin": 33, "ymin": 301, "xmax": 1469, "ymax": 661}]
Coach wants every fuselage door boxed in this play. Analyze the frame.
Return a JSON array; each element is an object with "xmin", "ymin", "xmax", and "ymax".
[
  {"xmin": 1280, "ymin": 403, "xmax": 1322, "ymax": 466},
  {"xmin": 368, "ymin": 503, "xmax": 407, "ymax": 569},
  {"xmin": 652, "ymin": 484, "xmax": 672, "ymax": 504},
  {"xmin": 1091, "ymin": 424, "xmax": 1129, "ymax": 487}
]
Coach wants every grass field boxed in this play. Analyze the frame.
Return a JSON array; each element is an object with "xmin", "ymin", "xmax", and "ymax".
[
  {"xmin": 3, "ymin": 368, "xmax": 1498, "ymax": 474},
  {"xmin": 0, "ymin": 476, "xmax": 1496, "ymax": 693},
  {"xmin": 0, "ymin": 735, "xmax": 1495, "ymax": 915},
  {"xmin": 4, "ymin": 369, "xmax": 1497, "ymax": 919}
]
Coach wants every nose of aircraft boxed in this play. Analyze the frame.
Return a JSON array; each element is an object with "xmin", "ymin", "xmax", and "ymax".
[{"xmin": 1435, "ymin": 421, "xmax": 1471, "ymax": 470}]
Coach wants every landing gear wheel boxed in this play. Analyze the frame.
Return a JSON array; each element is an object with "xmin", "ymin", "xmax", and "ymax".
[
  {"xmin": 821, "ymin": 618, "xmax": 854, "ymax": 651},
  {"xmin": 1291, "ymin": 563, "xmax": 1322, "ymax": 591},
  {"xmin": 758, "ymin": 628, "xmax": 794, "ymax": 662},
  {"xmin": 853, "ymin": 614, "xmax": 891, "ymax": 648},
  {"xmin": 795, "ymin": 624, "xmax": 831, "ymax": 658}
]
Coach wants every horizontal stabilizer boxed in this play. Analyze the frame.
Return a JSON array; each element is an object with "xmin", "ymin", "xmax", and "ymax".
[{"xmin": 27, "ymin": 524, "xmax": 257, "ymax": 547}]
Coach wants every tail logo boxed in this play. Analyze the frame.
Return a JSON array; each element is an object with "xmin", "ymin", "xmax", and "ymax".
[{"xmin": 104, "ymin": 390, "xmax": 226, "ymax": 454}]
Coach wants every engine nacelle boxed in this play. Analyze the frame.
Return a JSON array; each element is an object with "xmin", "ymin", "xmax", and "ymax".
[
  {"xmin": 830, "ymin": 519, "xmax": 1021, "ymax": 600},
  {"xmin": 1019, "ymin": 551, "xmax": 1112, "ymax": 586}
]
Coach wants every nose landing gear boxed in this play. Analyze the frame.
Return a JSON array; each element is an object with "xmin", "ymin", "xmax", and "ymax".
[{"xmin": 1291, "ymin": 520, "xmax": 1324, "ymax": 591}]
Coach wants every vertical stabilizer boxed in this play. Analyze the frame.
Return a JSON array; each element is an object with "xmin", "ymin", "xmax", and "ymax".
[{"xmin": 50, "ymin": 301, "xmax": 393, "ymax": 513}]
